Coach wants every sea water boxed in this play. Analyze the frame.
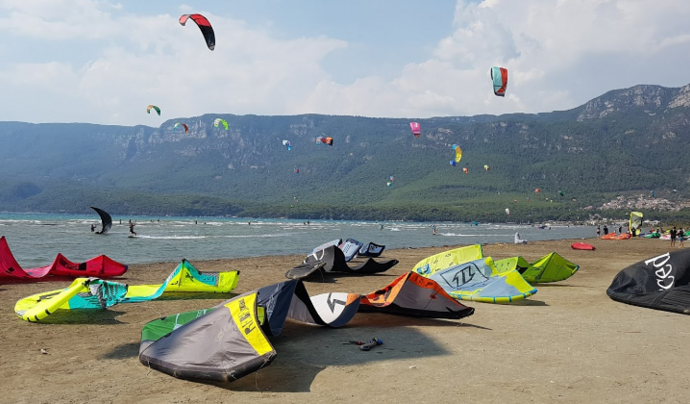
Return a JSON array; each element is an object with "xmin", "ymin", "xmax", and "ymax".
[{"xmin": 0, "ymin": 213, "xmax": 594, "ymax": 266}]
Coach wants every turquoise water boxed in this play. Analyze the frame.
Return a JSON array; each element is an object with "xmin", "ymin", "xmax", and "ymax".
[{"xmin": 0, "ymin": 213, "xmax": 594, "ymax": 266}]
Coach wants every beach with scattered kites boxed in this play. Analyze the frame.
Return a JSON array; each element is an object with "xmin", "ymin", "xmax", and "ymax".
[{"xmin": 2, "ymin": 236, "xmax": 689, "ymax": 403}]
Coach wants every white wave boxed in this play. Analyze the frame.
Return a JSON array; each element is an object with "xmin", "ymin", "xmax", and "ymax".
[
  {"xmin": 223, "ymin": 233, "xmax": 294, "ymax": 239},
  {"xmin": 137, "ymin": 235, "xmax": 208, "ymax": 240}
]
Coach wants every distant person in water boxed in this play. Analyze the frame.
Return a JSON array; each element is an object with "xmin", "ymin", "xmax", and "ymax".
[
  {"xmin": 90, "ymin": 224, "xmax": 97, "ymax": 232},
  {"xmin": 379, "ymin": 224, "xmax": 384, "ymax": 230},
  {"xmin": 432, "ymin": 225, "xmax": 438, "ymax": 235},
  {"xmin": 248, "ymin": 221, "xmax": 251, "ymax": 225},
  {"xmin": 129, "ymin": 222, "xmax": 137, "ymax": 236}
]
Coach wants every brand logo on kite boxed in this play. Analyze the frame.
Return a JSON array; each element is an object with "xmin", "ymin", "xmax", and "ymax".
[
  {"xmin": 326, "ymin": 293, "xmax": 346, "ymax": 313},
  {"xmin": 645, "ymin": 252, "xmax": 675, "ymax": 291},
  {"xmin": 441, "ymin": 263, "xmax": 488, "ymax": 289},
  {"xmin": 415, "ymin": 264, "xmax": 431, "ymax": 275},
  {"xmin": 237, "ymin": 298, "xmax": 257, "ymax": 335}
]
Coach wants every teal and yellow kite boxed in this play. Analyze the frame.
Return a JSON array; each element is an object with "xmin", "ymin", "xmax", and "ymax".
[{"xmin": 15, "ymin": 259, "xmax": 240, "ymax": 322}]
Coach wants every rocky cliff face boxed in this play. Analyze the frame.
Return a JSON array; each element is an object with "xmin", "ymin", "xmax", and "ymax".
[
  {"xmin": 669, "ymin": 84, "xmax": 690, "ymax": 109},
  {"xmin": 576, "ymin": 85, "xmax": 675, "ymax": 121}
]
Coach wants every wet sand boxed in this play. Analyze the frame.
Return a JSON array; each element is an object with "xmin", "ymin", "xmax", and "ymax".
[{"xmin": 1, "ymin": 237, "xmax": 688, "ymax": 404}]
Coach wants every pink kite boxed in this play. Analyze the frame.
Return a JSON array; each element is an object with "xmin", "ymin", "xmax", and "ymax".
[
  {"xmin": 0, "ymin": 236, "xmax": 128, "ymax": 280},
  {"xmin": 409, "ymin": 122, "xmax": 421, "ymax": 137}
]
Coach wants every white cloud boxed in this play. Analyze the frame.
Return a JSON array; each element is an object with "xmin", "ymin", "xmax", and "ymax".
[
  {"xmin": 0, "ymin": 0, "xmax": 689, "ymax": 124},
  {"xmin": 297, "ymin": 0, "xmax": 690, "ymax": 118},
  {"xmin": 0, "ymin": 0, "xmax": 346, "ymax": 124}
]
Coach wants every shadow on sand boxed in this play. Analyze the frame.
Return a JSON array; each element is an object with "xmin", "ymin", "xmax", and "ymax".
[
  {"xmin": 195, "ymin": 313, "xmax": 490, "ymax": 393},
  {"xmin": 498, "ymin": 298, "xmax": 549, "ymax": 307},
  {"xmin": 34, "ymin": 309, "xmax": 128, "ymax": 325},
  {"xmin": 100, "ymin": 342, "xmax": 140, "ymax": 360}
]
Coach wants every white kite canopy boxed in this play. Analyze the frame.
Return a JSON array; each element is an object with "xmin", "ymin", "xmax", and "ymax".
[{"xmin": 514, "ymin": 232, "xmax": 527, "ymax": 244}]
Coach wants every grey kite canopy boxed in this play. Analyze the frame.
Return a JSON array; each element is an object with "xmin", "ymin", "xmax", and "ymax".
[{"xmin": 139, "ymin": 275, "xmax": 473, "ymax": 382}]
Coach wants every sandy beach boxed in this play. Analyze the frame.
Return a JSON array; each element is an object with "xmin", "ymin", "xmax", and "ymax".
[{"xmin": 1, "ymin": 237, "xmax": 689, "ymax": 404}]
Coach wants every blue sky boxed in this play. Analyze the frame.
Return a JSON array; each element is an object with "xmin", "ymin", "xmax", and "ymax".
[{"xmin": 1, "ymin": 0, "xmax": 689, "ymax": 125}]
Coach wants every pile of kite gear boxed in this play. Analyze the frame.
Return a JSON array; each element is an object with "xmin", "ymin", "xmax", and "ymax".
[{"xmin": 138, "ymin": 274, "xmax": 472, "ymax": 382}]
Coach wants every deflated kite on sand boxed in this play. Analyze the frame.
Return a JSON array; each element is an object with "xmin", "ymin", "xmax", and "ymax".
[
  {"xmin": 1, "ymin": 236, "xmax": 127, "ymax": 280},
  {"xmin": 413, "ymin": 246, "xmax": 580, "ymax": 302},
  {"xmin": 286, "ymin": 245, "xmax": 398, "ymax": 280},
  {"xmin": 139, "ymin": 273, "xmax": 473, "ymax": 382},
  {"xmin": 413, "ymin": 245, "xmax": 537, "ymax": 303},
  {"xmin": 15, "ymin": 259, "xmax": 239, "ymax": 322},
  {"xmin": 495, "ymin": 252, "xmax": 580, "ymax": 284},
  {"xmin": 607, "ymin": 249, "xmax": 690, "ymax": 315}
]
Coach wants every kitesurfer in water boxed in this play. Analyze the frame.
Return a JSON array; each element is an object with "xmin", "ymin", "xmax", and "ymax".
[
  {"xmin": 90, "ymin": 224, "xmax": 97, "ymax": 233},
  {"xmin": 432, "ymin": 225, "xmax": 438, "ymax": 235},
  {"xmin": 129, "ymin": 221, "xmax": 137, "ymax": 236}
]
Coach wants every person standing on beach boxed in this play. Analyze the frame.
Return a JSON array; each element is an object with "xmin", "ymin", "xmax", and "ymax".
[
  {"xmin": 678, "ymin": 228, "xmax": 685, "ymax": 248},
  {"xmin": 596, "ymin": 226, "xmax": 601, "ymax": 237},
  {"xmin": 603, "ymin": 225, "xmax": 608, "ymax": 235},
  {"xmin": 618, "ymin": 226, "xmax": 623, "ymax": 235},
  {"xmin": 670, "ymin": 227, "xmax": 677, "ymax": 247}
]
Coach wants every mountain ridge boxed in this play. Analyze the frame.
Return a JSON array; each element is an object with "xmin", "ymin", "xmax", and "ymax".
[{"xmin": 2, "ymin": 82, "xmax": 690, "ymax": 222}]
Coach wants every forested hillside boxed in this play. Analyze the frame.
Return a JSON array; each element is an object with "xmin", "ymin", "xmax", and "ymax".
[{"xmin": 2, "ymin": 83, "xmax": 690, "ymax": 222}]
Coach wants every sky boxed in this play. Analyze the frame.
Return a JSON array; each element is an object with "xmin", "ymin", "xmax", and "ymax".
[{"xmin": 1, "ymin": 0, "xmax": 689, "ymax": 126}]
